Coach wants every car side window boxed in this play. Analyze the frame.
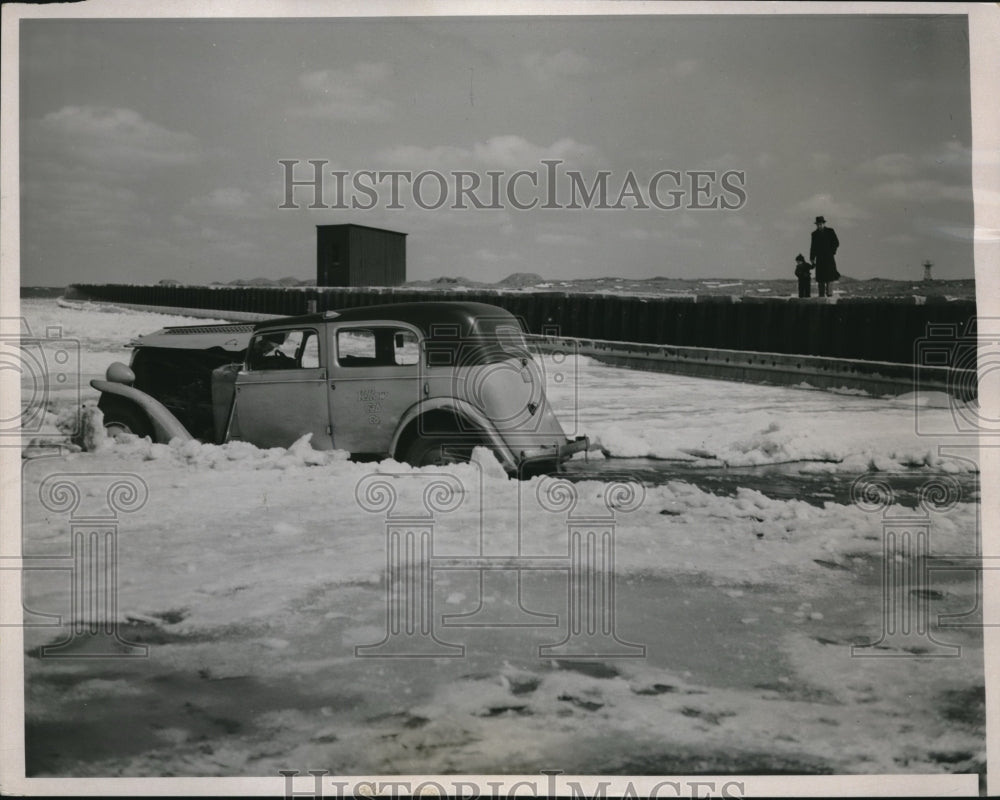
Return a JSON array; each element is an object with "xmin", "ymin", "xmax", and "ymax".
[
  {"xmin": 394, "ymin": 330, "xmax": 419, "ymax": 365},
  {"xmin": 337, "ymin": 327, "xmax": 419, "ymax": 367},
  {"xmin": 247, "ymin": 329, "xmax": 318, "ymax": 371},
  {"xmin": 300, "ymin": 333, "xmax": 319, "ymax": 368}
]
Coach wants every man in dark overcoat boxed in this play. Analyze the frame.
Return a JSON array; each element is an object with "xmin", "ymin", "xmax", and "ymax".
[{"xmin": 810, "ymin": 216, "xmax": 840, "ymax": 297}]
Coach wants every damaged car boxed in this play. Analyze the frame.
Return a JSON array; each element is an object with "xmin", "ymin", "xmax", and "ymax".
[{"xmin": 91, "ymin": 301, "xmax": 587, "ymax": 473}]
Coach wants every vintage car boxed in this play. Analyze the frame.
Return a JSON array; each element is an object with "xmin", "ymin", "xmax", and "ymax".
[{"xmin": 91, "ymin": 301, "xmax": 587, "ymax": 473}]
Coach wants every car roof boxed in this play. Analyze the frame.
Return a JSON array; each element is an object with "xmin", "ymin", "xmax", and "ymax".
[
  {"xmin": 132, "ymin": 302, "xmax": 523, "ymax": 353},
  {"xmin": 255, "ymin": 301, "xmax": 520, "ymax": 338}
]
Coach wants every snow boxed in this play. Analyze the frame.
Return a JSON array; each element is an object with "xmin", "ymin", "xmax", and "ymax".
[
  {"xmin": 18, "ymin": 298, "xmax": 229, "ymax": 403},
  {"xmin": 13, "ymin": 299, "xmax": 985, "ymax": 779},
  {"xmin": 542, "ymin": 353, "xmax": 977, "ymax": 473}
]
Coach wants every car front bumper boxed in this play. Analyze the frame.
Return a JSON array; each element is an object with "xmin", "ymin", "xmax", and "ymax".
[{"xmin": 513, "ymin": 435, "xmax": 591, "ymax": 471}]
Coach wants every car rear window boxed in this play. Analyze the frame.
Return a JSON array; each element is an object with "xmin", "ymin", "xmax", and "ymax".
[{"xmin": 423, "ymin": 318, "xmax": 531, "ymax": 367}]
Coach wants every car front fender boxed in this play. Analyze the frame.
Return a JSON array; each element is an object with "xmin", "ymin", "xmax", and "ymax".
[
  {"xmin": 390, "ymin": 397, "xmax": 517, "ymax": 470},
  {"xmin": 90, "ymin": 379, "xmax": 194, "ymax": 444}
]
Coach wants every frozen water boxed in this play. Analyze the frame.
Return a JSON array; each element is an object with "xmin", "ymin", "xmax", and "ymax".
[{"xmin": 14, "ymin": 299, "xmax": 985, "ymax": 778}]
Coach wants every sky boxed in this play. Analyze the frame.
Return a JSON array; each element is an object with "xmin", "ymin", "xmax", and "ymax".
[{"xmin": 17, "ymin": 12, "xmax": 975, "ymax": 286}]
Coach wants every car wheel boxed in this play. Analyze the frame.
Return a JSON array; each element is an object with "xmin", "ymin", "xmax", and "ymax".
[
  {"xmin": 403, "ymin": 435, "xmax": 481, "ymax": 467},
  {"xmin": 100, "ymin": 402, "xmax": 153, "ymax": 441}
]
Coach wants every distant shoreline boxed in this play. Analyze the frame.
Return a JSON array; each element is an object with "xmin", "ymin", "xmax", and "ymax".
[
  {"xmin": 21, "ymin": 277, "xmax": 977, "ymax": 302},
  {"xmin": 20, "ymin": 287, "xmax": 66, "ymax": 298}
]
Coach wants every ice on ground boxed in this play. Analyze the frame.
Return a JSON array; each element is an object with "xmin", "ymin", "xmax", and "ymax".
[
  {"xmin": 14, "ymin": 300, "xmax": 984, "ymax": 777},
  {"xmin": 540, "ymin": 353, "xmax": 977, "ymax": 473},
  {"xmin": 19, "ymin": 435, "xmax": 983, "ymax": 776},
  {"xmin": 20, "ymin": 430, "xmax": 980, "ymax": 632}
]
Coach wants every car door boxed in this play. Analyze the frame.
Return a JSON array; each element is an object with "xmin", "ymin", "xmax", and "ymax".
[
  {"xmin": 327, "ymin": 323, "xmax": 422, "ymax": 455},
  {"xmin": 230, "ymin": 328, "xmax": 334, "ymax": 449}
]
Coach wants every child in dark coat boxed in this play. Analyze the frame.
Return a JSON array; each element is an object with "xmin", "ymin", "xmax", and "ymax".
[{"xmin": 794, "ymin": 254, "xmax": 812, "ymax": 298}]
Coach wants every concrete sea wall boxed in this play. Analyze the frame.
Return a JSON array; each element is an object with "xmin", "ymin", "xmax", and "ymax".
[{"xmin": 65, "ymin": 283, "xmax": 978, "ymax": 396}]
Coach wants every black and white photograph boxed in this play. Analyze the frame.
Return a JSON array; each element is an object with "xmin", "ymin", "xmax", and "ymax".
[{"xmin": 2, "ymin": 1, "xmax": 998, "ymax": 796}]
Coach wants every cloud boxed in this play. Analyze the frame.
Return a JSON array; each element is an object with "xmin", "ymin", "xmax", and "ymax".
[
  {"xmin": 169, "ymin": 214, "xmax": 270, "ymax": 260},
  {"xmin": 189, "ymin": 187, "xmax": 253, "ymax": 212},
  {"xmin": 923, "ymin": 140, "xmax": 973, "ymax": 170},
  {"xmin": 618, "ymin": 224, "xmax": 702, "ymax": 248},
  {"xmin": 787, "ymin": 193, "xmax": 867, "ymax": 225},
  {"xmin": 860, "ymin": 142, "xmax": 975, "ymax": 179},
  {"xmin": 722, "ymin": 216, "xmax": 762, "ymax": 233},
  {"xmin": 652, "ymin": 58, "xmax": 701, "ymax": 83},
  {"xmin": 895, "ymin": 77, "xmax": 967, "ymax": 101},
  {"xmin": 676, "ymin": 212, "xmax": 700, "ymax": 230},
  {"xmin": 871, "ymin": 179, "xmax": 971, "ymax": 203},
  {"xmin": 536, "ymin": 231, "xmax": 588, "ymax": 246},
  {"xmin": 522, "ymin": 49, "xmax": 593, "ymax": 83},
  {"xmin": 809, "ymin": 152, "xmax": 833, "ymax": 172},
  {"xmin": 915, "ymin": 218, "xmax": 1000, "ymax": 242},
  {"xmin": 377, "ymin": 135, "xmax": 602, "ymax": 171},
  {"xmin": 23, "ymin": 177, "xmax": 150, "ymax": 238},
  {"xmin": 474, "ymin": 136, "xmax": 600, "ymax": 169},
  {"xmin": 670, "ymin": 59, "xmax": 700, "ymax": 78},
  {"xmin": 473, "ymin": 248, "xmax": 518, "ymax": 263},
  {"xmin": 290, "ymin": 61, "xmax": 394, "ymax": 121},
  {"xmin": 859, "ymin": 152, "xmax": 918, "ymax": 179},
  {"xmin": 34, "ymin": 106, "xmax": 202, "ymax": 169},
  {"xmin": 619, "ymin": 227, "xmax": 659, "ymax": 241},
  {"xmin": 695, "ymin": 152, "xmax": 741, "ymax": 170},
  {"xmin": 377, "ymin": 143, "xmax": 471, "ymax": 171}
]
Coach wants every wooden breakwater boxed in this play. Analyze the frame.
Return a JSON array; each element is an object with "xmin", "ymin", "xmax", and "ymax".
[{"xmin": 65, "ymin": 283, "xmax": 976, "ymax": 366}]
